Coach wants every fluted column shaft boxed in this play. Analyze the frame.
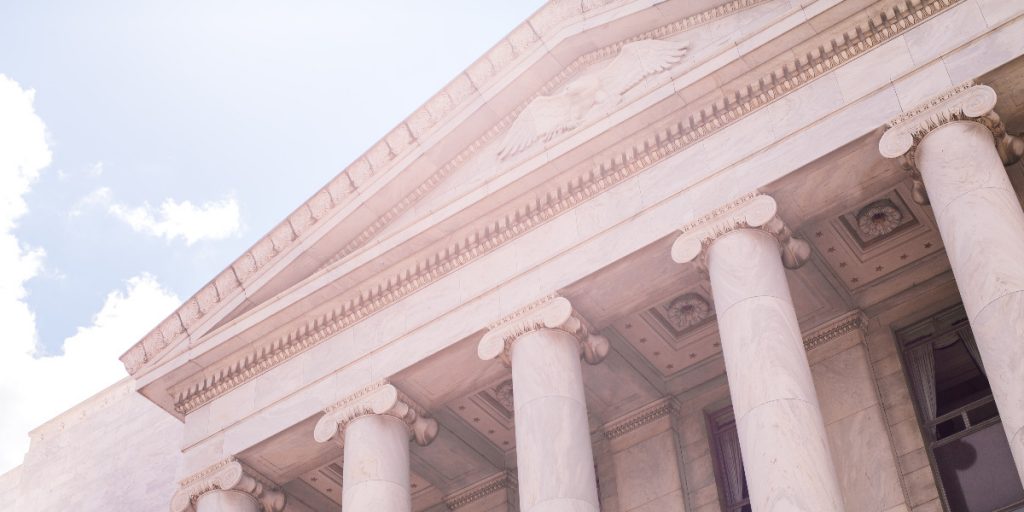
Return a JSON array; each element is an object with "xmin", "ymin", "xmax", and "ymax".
[
  {"xmin": 195, "ymin": 491, "xmax": 260, "ymax": 512},
  {"xmin": 511, "ymin": 327, "xmax": 600, "ymax": 512},
  {"xmin": 915, "ymin": 120, "xmax": 1024, "ymax": 481},
  {"xmin": 343, "ymin": 414, "xmax": 413, "ymax": 511},
  {"xmin": 708, "ymin": 228, "xmax": 844, "ymax": 511},
  {"xmin": 880, "ymin": 83, "xmax": 1024, "ymax": 482}
]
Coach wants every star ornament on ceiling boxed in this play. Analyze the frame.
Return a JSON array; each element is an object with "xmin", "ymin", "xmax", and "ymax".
[{"xmin": 497, "ymin": 38, "xmax": 691, "ymax": 160}]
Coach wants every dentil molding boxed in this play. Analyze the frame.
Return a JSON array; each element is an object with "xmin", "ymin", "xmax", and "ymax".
[
  {"xmin": 477, "ymin": 295, "xmax": 610, "ymax": 366},
  {"xmin": 671, "ymin": 193, "xmax": 810, "ymax": 270},
  {"xmin": 880, "ymin": 81, "xmax": 1024, "ymax": 204},
  {"xmin": 802, "ymin": 310, "xmax": 869, "ymax": 351},
  {"xmin": 313, "ymin": 381, "xmax": 439, "ymax": 446},
  {"xmin": 162, "ymin": 0, "xmax": 962, "ymax": 416},
  {"xmin": 444, "ymin": 471, "xmax": 517, "ymax": 510},
  {"xmin": 170, "ymin": 457, "xmax": 285, "ymax": 512}
]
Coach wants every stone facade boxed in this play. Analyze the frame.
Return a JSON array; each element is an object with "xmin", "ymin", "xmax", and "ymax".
[{"xmin": 6, "ymin": 0, "xmax": 1024, "ymax": 510}]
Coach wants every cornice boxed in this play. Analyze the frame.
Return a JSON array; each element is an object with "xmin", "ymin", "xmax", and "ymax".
[
  {"xmin": 444, "ymin": 472, "xmax": 517, "ymax": 510},
  {"xmin": 166, "ymin": 0, "xmax": 962, "ymax": 415},
  {"xmin": 603, "ymin": 398, "xmax": 675, "ymax": 439},
  {"xmin": 879, "ymin": 81, "xmax": 1024, "ymax": 204},
  {"xmin": 671, "ymin": 193, "xmax": 811, "ymax": 270},
  {"xmin": 122, "ymin": 0, "xmax": 770, "ymax": 379},
  {"xmin": 802, "ymin": 310, "xmax": 869, "ymax": 351},
  {"xmin": 312, "ymin": 381, "xmax": 439, "ymax": 447},
  {"xmin": 477, "ymin": 295, "xmax": 610, "ymax": 366},
  {"xmin": 170, "ymin": 457, "xmax": 285, "ymax": 512}
]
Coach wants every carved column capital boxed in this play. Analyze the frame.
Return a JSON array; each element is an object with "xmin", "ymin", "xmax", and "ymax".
[
  {"xmin": 170, "ymin": 458, "xmax": 285, "ymax": 512},
  {"xmin": 313, "ymin": 380, "xmax": 439, "ymax": 446},
  {"xmin": 477, "ymin": 295, "xmax": 610, "ymax": 366},
  {"xmin": 879, "ymin": 81, "xmax": 1024, "ymax": 204},
  {"xmin": 671, "ymin": 193, "xmax": 810, "ymax": 271}
]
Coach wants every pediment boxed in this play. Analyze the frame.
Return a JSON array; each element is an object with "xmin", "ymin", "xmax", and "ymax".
[
  {"xmin": 120, "ymin": 0, "xmax": 797, "ymax": 379},
  {"xmin": 119, "ymin": 0, "xmax": 969, "ymax": 419}
]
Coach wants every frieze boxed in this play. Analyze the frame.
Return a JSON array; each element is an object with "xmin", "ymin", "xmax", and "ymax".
[
  {"xmin": 312, "ymin": 381, "xmax": 439, "ymax": 447},
  {"xmin": 170, "ymin": 457, "xmax": 285, "ymax": 512},
  {"xmin": 879, "ymin": 82, "xmax": 1024, "ymax": 204},
  {"xmin": 167, "ymin": 0, "xmax": 962, "ymax": 414}
]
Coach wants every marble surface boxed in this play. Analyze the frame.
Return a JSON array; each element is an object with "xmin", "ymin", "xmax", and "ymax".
[
  {"xmin": 342, "ymin": 414, "xmax": 413, "ymax": 511},
  {"xmin": 195, "ymin": 490, "xmax": 260, "ymax": 512},
  {"xmin": 510, "ymin": 328, "xmax": 600, "ymax": 512},
  {"xmin": 917, "ymin": 120, "xmax": 1024, "ymax": 481},
  {"xmin": 708, "ymin": 228, "xmax": 844, "ymax": 511}
]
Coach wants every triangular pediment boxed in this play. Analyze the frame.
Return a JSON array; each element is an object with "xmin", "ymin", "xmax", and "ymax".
[{"xmin": 120, "ymin": 0, "xmax": 807, "ymax": 383}]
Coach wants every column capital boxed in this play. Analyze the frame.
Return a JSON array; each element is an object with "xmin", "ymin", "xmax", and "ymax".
[
  {"xmin": 477, "ymin": 295, "xmax": 610, "ymax": 366},
  {"xmin": 879, "ymin": 82, "xmax": 1024, "ymax": 204},
  {"xmin": 170, "ymin": 457, "xmax": 285, "ymax": 512},
  {"xmin": 671, "ymin": 193, "xmax": 810, "ymax": 270},
  {"xmin": 313, "ymin": 380, "xmax": 439, "ymax": 446}
]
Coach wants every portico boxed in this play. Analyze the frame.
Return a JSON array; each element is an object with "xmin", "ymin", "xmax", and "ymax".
[{"xmin": 69, "ymin": 1, "xmax": 1024, "ymax": 511}]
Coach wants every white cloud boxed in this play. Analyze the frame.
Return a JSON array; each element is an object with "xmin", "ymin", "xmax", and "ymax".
[
  {"xmin": 108, "ymin": 196, "xmax": 242, "ymax": 245},
  {"xmin": 68, "ymin": 186, "xmax": 112, "ymax": 217},
  {"xmin": 87, "ymin": 161, "xmax": 103, "ymax": 177},
  {"xmin": 0, "ymin": 75, "xmax": 182, "ymax": 473}
]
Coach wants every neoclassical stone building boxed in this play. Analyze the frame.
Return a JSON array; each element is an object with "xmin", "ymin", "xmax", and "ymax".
[{"xmin": 4, "ymin": 0, "xmax": 1024, "ymax": 511}]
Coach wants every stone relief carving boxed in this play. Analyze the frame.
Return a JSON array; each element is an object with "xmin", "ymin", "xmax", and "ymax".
[
  {"xmin": 170, "ymin": 458, "xmax": 285, "ymax": 512},
  {"xmin": 664, "ymin": 293, "xmax": 712, "ymax": 331},
  {"xmin": 313, "ymin": 381, "xmax": 439, "ymax": 446},
  {"xmin": 477, "ymin": 295, "xmax": 610, "ymax": 366},
  {"xmin": 492, "ymin": 379, "xmax": 514, "ymax": 412},
  {"xmin": 497, "ymin": 39, "xmax": 690, "ymax": 160},
  {"xmin": 880, "ymin": 82, "xmax": 1024, "ymax": 204},
  {"xmin": 671, "ymin": 193, "xmax": 810, "ymax": 270},
  {"xmin": 855, "ymin": 200, "xmax": 903, "ymax": 238},
  {"xmin": 162, "ymin": 0, "xmax": 961, "ymax": 415}
]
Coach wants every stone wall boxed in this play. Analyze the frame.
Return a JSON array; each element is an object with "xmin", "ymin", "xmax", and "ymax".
[{"xmin": 0, "ymin": 379, "xmax": 183, "ymax": 512}]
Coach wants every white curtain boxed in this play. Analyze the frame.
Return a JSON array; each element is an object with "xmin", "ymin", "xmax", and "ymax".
[
  {"xmin": 958, "ymin": 326, "xmax": 986, "ymax": 376},
  {"xmin": 719, "ymin": 426, "xmax": 746, "ymax": 504},
  {"xmin": 906, "ymin": 342, "xmax": 937, "ymax": 432}
]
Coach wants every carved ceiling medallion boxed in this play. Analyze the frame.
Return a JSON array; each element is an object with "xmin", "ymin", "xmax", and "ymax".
[
  {"xmin": 856, "ymin": 200, "xmax": 903, "ymax": 238},
  {"xmin": 664, "ymin": 294, "xmax": 712, "ymax": 331}
]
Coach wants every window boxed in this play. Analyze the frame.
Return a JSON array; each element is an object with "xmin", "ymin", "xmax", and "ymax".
[
  {"xmin": 897, "ymin": 305, "xmax": 1024, "ymax": 512},
  {"xmin": 708, "ymin": 407, "xmax": 751, "ymax": 512}
]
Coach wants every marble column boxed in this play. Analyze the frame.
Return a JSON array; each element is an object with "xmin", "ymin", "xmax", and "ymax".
[
  {"xmin": 478, "ymin": 296, "xmax": 610, "ymax": 512},
  {"xmin": 880, "ymin": 82, "xmax": 1024, "ymax": 481},
  {"xmin": 672, "ymin": 194, "xmax": 844, "ymax": 511},
  {"xmin": 170, "ymin": 458, "xmax": 286, "ymax": 512},
  {"xmin": 314, "ymin": 381, "xmax": 439, "ymax": 511}
]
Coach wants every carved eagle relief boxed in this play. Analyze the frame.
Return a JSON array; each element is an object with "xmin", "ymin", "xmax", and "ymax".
[{"xmin": 497, "ymin": 38, "xmax": 691, "ymax": 160}]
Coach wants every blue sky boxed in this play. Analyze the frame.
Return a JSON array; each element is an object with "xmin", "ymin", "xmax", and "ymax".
[{"xmin": 0, "ymin": 0, "xmax": 545, "ymax": 472}]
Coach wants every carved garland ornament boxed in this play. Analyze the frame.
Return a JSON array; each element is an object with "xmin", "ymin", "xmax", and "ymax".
[
  {"xmin": 166, "ymin": 0, "xmax": 962, "ymax": 415},
  {"xmin": 312, "ymin": 381, "xmax": 439, "ymax": 446},
  {"xmin": 879, "ymin": 82, "xmax": 1024, "ymax": 204},
  {"xmin": 170, "ymin": 458, "xmax": 285, "ymax": 512},
  {"xmin": 477, "ymin": 296, "xmax": 610, "ymax": 366},
  {"xmin": 671, "ymin": 193, "xmax": 810, "ymax": 270}
]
